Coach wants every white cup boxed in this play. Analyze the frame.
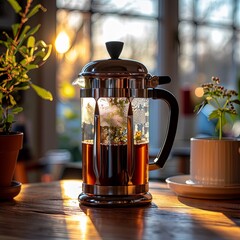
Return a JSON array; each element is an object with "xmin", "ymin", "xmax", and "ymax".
[{"xmin": 190, "ymin": 138, "xmax": 240, "ymax": 186}]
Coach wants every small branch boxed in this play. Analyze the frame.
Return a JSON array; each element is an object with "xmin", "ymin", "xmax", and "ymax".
[{"xmin": 219, "ymin": 111, "xmax": 222, "ymax": 140}]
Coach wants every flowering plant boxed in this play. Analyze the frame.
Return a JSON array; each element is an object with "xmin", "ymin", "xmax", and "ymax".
[{"xmin": 194, "ymin": 76, "xmax": 240, "ymax": 139}]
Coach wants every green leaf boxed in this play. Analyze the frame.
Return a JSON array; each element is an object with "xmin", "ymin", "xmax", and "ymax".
[
  {"xmin": 225, "ymin": 110, "xmax": 236, "ymax": 123},
  {"xmin": 32, "ymin": 44, "xmax": 52, "ymax": 64},
  {"xmin": 26, "ymin": 64, "xmax": 39, "ymax": 70},
  {"xmin": 27, "ymin": 36, "xmax": 35, "ymax": 48},
  {"xmin": 194, "ymin": 100, "xmax": 208, "ymax": 114},
  {"xmin": 12, "ymin": 107, "xmax": 23, "ymax": 114},
  {"xmin": 9, "ymin": 95, "xmax": 16, "ymax": 106},
  {"xmin": 30, "ymin": 83, "xmax": 53, "ymax": 101},
  {"xmin": 37, "ymin": 40, "xmax": 47, "ymax": 48},
  {"xmin": 34, "ymin": 50, "xmax": 46, "ymax": 58},
  {"xmin": 0, "ymin": 40, "xmax": 6, "ymax": 47},
  {"xmin": 208, "ymin": 110, "xmax": 219, "ymax": 120},
  {"xmin": 27, "ymin": 4, "xmax": 41, "ymax": 18},
  {"xmin": 14, "ymin": 85, "xmax": 30, "ymax": 91},
  {"xmin": 7, "ymin": 0, "xmax": 22, "ymax": 13},
  {"xmin": 6, "ymin": 113, "xmax": 14, "ymax": 123},
  {"xmin": 19, "ymin": 25, "xmax": 31, "ymax": 42},
  {"xmin": 26, "ymin": 24, "xmax": 41, "ymax": 37},
  {"xmin": 14, "ymin": 26, "xmax": 31, "ymax": 53},
  {"xmin": 43, "ymin": 44, "xmax": 52, "ymax": 61},
  {"xmin": 12, "ymin": 23, "xmax": 20, "ymax": 37}
]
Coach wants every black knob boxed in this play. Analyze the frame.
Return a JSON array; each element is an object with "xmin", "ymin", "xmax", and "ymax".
[{"xmin": 105, "ymin": 41, "xmax": 124, "ymax": 59}]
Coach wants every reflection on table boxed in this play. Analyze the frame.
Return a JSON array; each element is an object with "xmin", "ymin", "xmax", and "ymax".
[{"xmin": 0, "ymin": 180, "xmax": 239, "ymax": 239}]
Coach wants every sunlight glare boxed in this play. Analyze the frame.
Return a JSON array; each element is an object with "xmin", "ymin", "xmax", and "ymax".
[
  {"xmin": 55, "ymin": 31, "xmax": 70, "ymax": 54},
  {"xmin": 195, "ymin": 87, "xmax": 204, "ymax": 98},
  {"xmin": 61, "ymin": 180, "xmax": 81, "ymax": 199},
  {"xmin": 102, "ymin": 17, "xmax": 125, "ymax": 41},
  {"xmin": 60, "ymin": 83, "xmax": 75, "ymax": 99}
]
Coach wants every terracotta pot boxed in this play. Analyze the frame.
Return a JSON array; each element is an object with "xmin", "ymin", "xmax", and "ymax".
[
  {"xmin": 0, "ymin": 132, "xmax": 23, "ymax": 187},
  {"xmin": 190, "ymin": 138, "xmax": 240, "ymax": 186}
]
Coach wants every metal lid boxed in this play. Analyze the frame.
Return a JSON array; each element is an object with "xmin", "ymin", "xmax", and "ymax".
[
  {"xmin": 79, "ymin": 41, "xmax": 148, "ymax": 77},
  {"xmin": 74, "ymin": 41, "xmax": 171, "ymax": 98}
]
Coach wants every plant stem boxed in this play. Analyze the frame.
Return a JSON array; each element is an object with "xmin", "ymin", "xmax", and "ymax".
[
  {"xmin": 219, "ymin": 111, "xmax": 222, "ymax": 140},
  {"xmin": 12, "ymin": 0, "xmax": 32, "ymax": 51}
]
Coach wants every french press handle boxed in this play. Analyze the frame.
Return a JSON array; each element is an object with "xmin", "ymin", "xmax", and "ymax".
[{"xmin": 148, "ymin": 88, "xmax": 179, "ymax": 170}]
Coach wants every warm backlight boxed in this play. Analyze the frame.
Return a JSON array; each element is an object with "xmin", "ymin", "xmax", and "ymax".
[
  {"xmin": 195, "ymin": 87, "xmax": 204, "ymax": 98},
  {"xmin": 55, "ymin": 31, "xmax": 70, "ymax": 54}
]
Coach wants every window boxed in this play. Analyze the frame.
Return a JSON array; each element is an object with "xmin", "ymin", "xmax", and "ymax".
[
  {"xmin": 179, "ymin": 0, "xmax": 240, "ymax": 87},
  {"xmin": 55, "ymin": 0, "xmax": 162, "ymax": 159},
  {"xmin": 178, "ymin": 0, "xmax": 240, "ymax": 138}
]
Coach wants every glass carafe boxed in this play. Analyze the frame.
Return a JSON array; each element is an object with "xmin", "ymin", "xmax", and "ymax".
[{"xmin": 73, "ymin": 42, "xmax": 179, "ymax": 206}]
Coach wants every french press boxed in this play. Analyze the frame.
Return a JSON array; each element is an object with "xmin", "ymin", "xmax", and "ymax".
[{"xmin": 74, "ymin": 41, "xmax": 179, "ymax": 206}]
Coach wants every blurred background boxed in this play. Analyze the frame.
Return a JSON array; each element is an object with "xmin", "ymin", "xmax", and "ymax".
[{"xmin": 1, "ymin": 0, "xmax": 239, "ymax": 182}]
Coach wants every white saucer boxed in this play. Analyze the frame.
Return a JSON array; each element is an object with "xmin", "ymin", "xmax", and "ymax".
[{"xmin": 166, "ymin": 175, "xmax": 240, "ymax": 199}]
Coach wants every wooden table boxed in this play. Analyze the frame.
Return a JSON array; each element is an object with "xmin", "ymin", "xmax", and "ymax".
[{"xmin": 0, "ymin": 180, "xmax": 239, "ymax": 239}]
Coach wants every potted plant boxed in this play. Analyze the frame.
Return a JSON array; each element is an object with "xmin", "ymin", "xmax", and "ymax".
[
  {"xmin": 190, "ymin": 76, "xmax": 240, "ymax": 186},
  {"xmin": 0, "ymin": 0, "xmax": 52, "ymax": 198}
]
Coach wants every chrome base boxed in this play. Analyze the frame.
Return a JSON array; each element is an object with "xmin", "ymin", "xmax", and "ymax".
[
  {"xmin": 78, "ymin": 192, "xmax": 152, "ymax": 207},
  {"xmin": 82, "ymin": 183, "xmax": 149, "ymax": 195},
  {"xmin": 79, "ymin": 183, "xmax": 152, "ymax": 207}
]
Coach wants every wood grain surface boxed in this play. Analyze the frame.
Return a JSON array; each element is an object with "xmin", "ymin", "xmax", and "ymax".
[{"xmin": 0, "ymin": 180, "xmax": 239, "ymax": 239}]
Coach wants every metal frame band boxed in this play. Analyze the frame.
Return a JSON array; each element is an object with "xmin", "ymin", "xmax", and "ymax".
[
  {"xmin": 82, "ymin": 183, "xmax": 149, "ymax": 195},
  {"xmin": 80, "ymin": 88, "xmax": 149, "ymax": 98}
]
